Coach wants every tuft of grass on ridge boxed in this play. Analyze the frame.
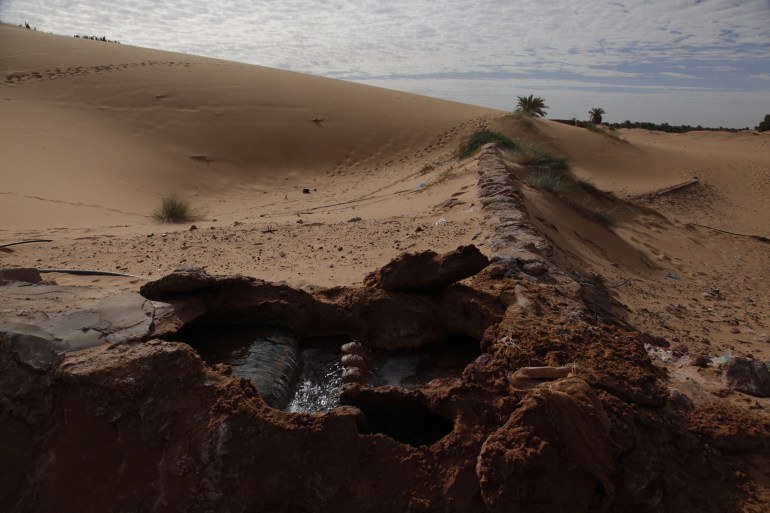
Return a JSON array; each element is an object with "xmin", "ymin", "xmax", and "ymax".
[
  {"xmin": 522, "ymin": 170, "xmax": 572, "ymax": 195},
  {"xmin": 506, "ymin": 142, "xmax": 570, "ymax": 173},
  {"xmin": 152, "ymin": 192, "xmax": 201, "ymax": 223},
  {"xmin": 458, "ymin": 129, "xmax": 517, "ymax": 159}
]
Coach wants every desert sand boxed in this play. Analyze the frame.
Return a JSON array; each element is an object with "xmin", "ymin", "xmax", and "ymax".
[{"xmin": 2, "ymin": 23, "xmax": 769, "ymax": 513}]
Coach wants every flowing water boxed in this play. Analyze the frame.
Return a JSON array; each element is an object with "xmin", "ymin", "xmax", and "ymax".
[
  {"xmin": 178, "ymin": 323, "xmax": 478, "ymax": 413},
  {"xmin": 177, "ymin": 323, "xmax": 344, "ymax": 411},
  {"xmin": 287, "ymin": 343, "xmax": 344, "ymax": 413}
]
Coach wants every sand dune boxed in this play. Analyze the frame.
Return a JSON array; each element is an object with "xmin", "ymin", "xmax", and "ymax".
[
  {"xmin": 1, "ymin": 24, "xmax": 497, "ymax": 231},
  {"xmin": 488, "ymin": 117, "xmax": 770, "ymax": 236}
]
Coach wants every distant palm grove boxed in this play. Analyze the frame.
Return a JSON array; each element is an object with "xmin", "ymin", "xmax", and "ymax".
[{"xmin": 605, "ymin": 120, "xmax": 763, "ymax": 133}]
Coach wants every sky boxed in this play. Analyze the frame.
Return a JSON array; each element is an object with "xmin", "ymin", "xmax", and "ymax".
[{"xmin": 2, "ymin": 0, "xmax": 769, "ymax": 128}]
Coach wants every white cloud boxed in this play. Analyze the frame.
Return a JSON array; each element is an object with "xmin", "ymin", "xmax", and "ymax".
[
  {"xmin": 660, "ymin": 72, "xmax": 700, "ymax": 79},
  {"xmin": 1, "ymin": 0, "xmax": 768, "ymax": 127},
  {"xmin": 750, "ymin": 73, "xmax": 770, "ymax": 80}
]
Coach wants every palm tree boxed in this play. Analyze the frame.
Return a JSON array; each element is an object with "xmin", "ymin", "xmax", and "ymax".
[
  {"xmin": 516, "ymin": 95, "xmax": 548, "ymax": 117},
  {"xmin": 589, "ymin": 107, "xmax": 605, "ymax": 125}
]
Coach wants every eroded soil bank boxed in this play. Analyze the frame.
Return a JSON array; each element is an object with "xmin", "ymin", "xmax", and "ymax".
[{"xmin": 2, "ymin": 256, "xmax": 769, "ymax": 513}]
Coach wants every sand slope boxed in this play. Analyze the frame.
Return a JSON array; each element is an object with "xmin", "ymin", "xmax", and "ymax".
[
  {"xmin": 1, "ymin": 24, "xmax": 498, "ymax": 231},
  {"xmin": 490, "ymin": 117, "xmax": 770, "ymax": 236}
]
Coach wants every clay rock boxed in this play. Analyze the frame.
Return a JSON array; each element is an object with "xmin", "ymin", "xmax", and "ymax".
[
  {"xmin": 0, "ymin": 291, "xmax": 153, "ymax": 352},
  {"xmin": 341, "ymin": 354, "xmax": 366, "ymax": 367},
  {"xmin": 140, "ymin": 266, "xmax": 254, "ymax": 299},
  {"xmin": 341, "ymin": 341, "xmax": 367, "ymax": 356},
  {"xmin": 725, "ymin": 357, "xmax": 770, "ymax": 397},
  {"xmin": 364, "ymin": 245, "xmax": 489, "ymax": 292},
  {"xmin": 0, "ymin": 328, "xmax": 64, "ymax": 372},
  {"xmin": 476, "ymin": 377, "xmax": 616, "ymax": 513},
  {"xmin": 342, "ymin": 366, "xmax": 370, "ymax": 384},
  {"xmin": 341, "ymin": 345, "xmax": 371, "ymax": 385},
  {"xmin": 0, "ymin": 267, "xmax": 42, "ymax": 284}
]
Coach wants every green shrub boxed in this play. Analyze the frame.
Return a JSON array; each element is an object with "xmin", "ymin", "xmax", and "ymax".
[
  {"xmin": 152, "ymin": 192, "xmax": 201, "ymax": 223},
  {"xmin": 522, "ymin": 170, "xmax": 572, "ymax": 195},
  {"xmin": 458, "ymin": 129, "xmax": 517, "ymax": 159}
]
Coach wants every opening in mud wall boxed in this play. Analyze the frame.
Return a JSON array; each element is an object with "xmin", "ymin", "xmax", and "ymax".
[
  {"xmin": 364, "ymin": 334, "xmax": 481, "ymax": 388},
  {"xmin": 340, "ymin": 388, "xmax": 454, "ymax": 447}
]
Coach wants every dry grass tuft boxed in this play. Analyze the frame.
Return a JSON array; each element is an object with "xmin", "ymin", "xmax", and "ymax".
[{"xmin": 152, "ymin": 192, "xmax": 202, "ymax": 223}]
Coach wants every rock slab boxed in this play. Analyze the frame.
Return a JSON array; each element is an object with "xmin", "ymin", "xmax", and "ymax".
[
  {"xmin": 725, "ymin": 357, "xmax": 770, "ymax": 397},
  {"xmin": 364, "ymin": 245, "xmax": 489, "ymax": 292}
]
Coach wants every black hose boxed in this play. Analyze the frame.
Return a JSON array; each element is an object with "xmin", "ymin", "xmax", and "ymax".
[
  {"xmin": 0, "ymin": 239, "xmax": 53, "ymax": 249},
  {"xmin": 38, "ymin": 269, "xmax": 146, "ymax": 280}
]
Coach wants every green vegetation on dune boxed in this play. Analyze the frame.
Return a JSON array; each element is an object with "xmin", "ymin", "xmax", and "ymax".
[
  {"xmin": 458, "ymin": 129, "xmax": 517, "ymax": 159},
  {"xmin": 460, "ymin": 128, "xmax": 622, "ymax": 230},
  {"xmin": 505, "ymin": 141, "xmax": 570, "ymax": 173}
]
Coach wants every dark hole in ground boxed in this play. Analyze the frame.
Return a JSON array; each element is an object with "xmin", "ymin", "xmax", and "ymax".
[
  {"xmin": 341, "ymin": 388, "xmax": 454, "ymax": 447},
  {"xmin": 171, "ymin": 322, "xmax": 346, "ymax": 411},
  {"xmin": 367, "ymin": 333, "xmax": 481, "ymax": 388}
]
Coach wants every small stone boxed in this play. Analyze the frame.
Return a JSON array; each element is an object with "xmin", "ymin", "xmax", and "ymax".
[
  {"xmin": 189, "ymin": 225, "xmax": 198, "ymax": 231},
  {"xmin": 485, "ymin": 262, "xmax": 509, "ymax": 280},
  {"xmin": 342, "ymin": 341, "xmax": 367, "ymax": 356},
  {"xmin": 640, "ymin": 333, "xmax": 670, "ymax": 348},
  {"xmin": 297, "ymin": 219, "xmax": 304, "ymax": 224},
  {"xmin": 672, "ymin": 343, "xmax": 689, "ymax": 356},
  {"xmin": 667, "ymin": 387, "xmax": 695, "ymax": 410},
  {"xmin": 692, "ymin": 354, "xmax": 710, "ymax": 368},
  {"xmin": 342, "ymin": 366, "xmax": 368, "ymax": 384},
  {"xmin": 415, "ymin": 226, "xmax": 423, "ymax": 233},
  {"xmin": 212, "ymin": 363, "xmax": 233, "ymax": 376},
  {"xmin": 521, "ymin": 261, "xmax": 548, "ymax": 276},
  {"xmin": 725, "ymin": 357, "xmax": 770, "ymax": 397},
  {"xmin": 341, "ymin": 354, "xmax": 366, "ymax": 367},
  {"xmin": 348, "ymin": 216, "xmax": 362, "ymax": 222}
]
